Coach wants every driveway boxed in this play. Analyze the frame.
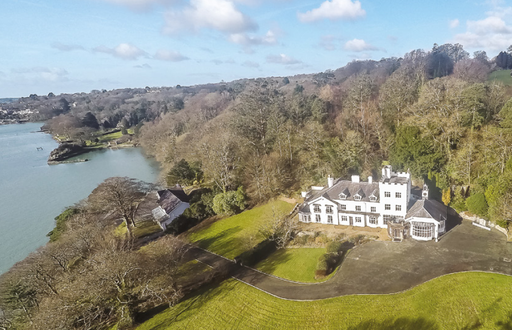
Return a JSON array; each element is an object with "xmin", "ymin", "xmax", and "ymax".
[{"xmin": 190, "ymin": 220, "xmax": 512, "ymax": 301}]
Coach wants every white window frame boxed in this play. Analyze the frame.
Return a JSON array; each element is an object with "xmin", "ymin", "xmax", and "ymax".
[
  {"xmin": 369, "ymin": 216, "xmax": 377, "ymax": 224},
  {"xmin": 395, "ymin": 192, "xmax": 401, "ymax": 198},
  {"xmin": 395, "ymin": 205, "xmax": 402, "ymax": 211},
  {"xmin": 385, "ymin": 204, "xmax": 391, "ymax": 211},
  {"xmin": 341, "ymin": 215, "xmax": 348, "ymax": 222},
  {"xmin": 314, "ymin": 204, "xmax": 321, "ymax": 213},
  {"xmin": 371, "ymin": 206, "xmax": 376, "ymax": 213},
  {"xmin": 355, "ymin": 205, "xmax": 361, "ymax": 211},
  {"xmin": 385, "ymin": 191, "xmax": 391, "ymax": 198},
  {"xmin": 327, "ymin": 215, "xmax": 333, "ymax": 224},
  {"xmin": 315, "ymin": 214, "xmax": 321, "ymax": 223},
  {"xmin": 340, "ymin": 204, "xmax": 346, "ymax": 210},
  {"xmin": 326, "ymin": 205, "xmax": 333, "ymax": 214},
  {"xmin": 355, "ymin": 217, "xmax": 362, "ymax": 223}
]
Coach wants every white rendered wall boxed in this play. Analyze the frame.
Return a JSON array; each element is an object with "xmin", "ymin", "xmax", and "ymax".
[{"xmin": 160, "ymin": 202, "xmax": 190, "ymax": 229}]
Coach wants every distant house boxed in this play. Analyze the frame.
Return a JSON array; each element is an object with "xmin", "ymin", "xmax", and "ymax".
[
  {"xmin": 152, "ymin": 185, "xmax": 190, "ymax": 230},
  {"xmin": 299, "ymin": 165, "xmax": 447, "ymax": 242}
]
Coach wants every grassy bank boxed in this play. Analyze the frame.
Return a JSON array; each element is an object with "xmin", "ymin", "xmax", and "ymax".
[
  {"xmin": 187, "ymin": 200, "xmax": 294, "ymax": 259},
  {"xmin": 137, "ymin": 272, "xmax": 512, "ymax": 329}
]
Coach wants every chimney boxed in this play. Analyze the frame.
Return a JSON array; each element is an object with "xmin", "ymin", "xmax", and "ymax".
[
  {"xmin": 368, "ymin": 176, "xmax": 372, "ymax": 184},
  {"xmin": 328, "ymin": 175, "xmax": 334, "ymax": 188},
  {"xmin": 351, "ymin": 175, "xmax": 360, "ymax": 183},
  {"xmin": 385, "ymin": 165, "xmax": 392, "ymax": 179}
]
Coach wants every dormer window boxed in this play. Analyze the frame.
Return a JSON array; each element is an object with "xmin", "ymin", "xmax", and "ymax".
[
  {"xmin": 354, "ymin": 194, "xmax": 362, "ymax": 201},
  {"xmin": 369, "ymin": 195, "xmax": 377, "ymax": 202},
  {"xmin": 339, "ymin": 193, "xmax": 347, "ymax": 200}
]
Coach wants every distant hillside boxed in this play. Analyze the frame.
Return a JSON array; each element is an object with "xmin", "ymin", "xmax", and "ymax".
[{"xmin": 0, "ymin": 98, "xmax": 19, "ymax": 104}]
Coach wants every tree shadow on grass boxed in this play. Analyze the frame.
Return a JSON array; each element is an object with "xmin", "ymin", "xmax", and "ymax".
[
  {"xmin": 193, "ymin": 226, "xmax": 243, "ymax": 256},
  {"xmin": 347, "ymin": 317, "xmax": 439, "ymax": 330},
  {"xmin": 252, "ymin": 249, "xmax": 294, "ymax": 276},
  {"xmin": 496, "ymin": 311, "xmax": 512, "ymax": 330}
]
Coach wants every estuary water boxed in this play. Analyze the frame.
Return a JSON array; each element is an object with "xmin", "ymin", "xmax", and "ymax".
[{"xmin": 0, "ymin": 123, "xmax": 160, "ymax": 274}]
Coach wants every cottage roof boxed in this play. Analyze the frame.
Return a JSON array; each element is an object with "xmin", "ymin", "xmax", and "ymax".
[
  {"xmin": 406, "ymin": 199, "xmax": 447, "ymax": 222},
  {"xmin": 157, "ymin": 186, "xmax": 190, "ymax": 215}
]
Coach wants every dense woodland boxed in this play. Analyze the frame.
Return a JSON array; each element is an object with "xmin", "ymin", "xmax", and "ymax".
[
  {"xmin": 16, "ymin": 42, "xmax": 511, "ymax": 228},
  {"xmin": 2, "ymin": 42, "xmax": 512, "ymax": 329}
]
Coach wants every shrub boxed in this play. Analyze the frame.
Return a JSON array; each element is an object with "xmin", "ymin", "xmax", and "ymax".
[
  {"xmin": 466, "ymin": 192, "xmax": 489, "ymax": 217},
  {"xmin": 442, "ymin": 188, "xmax": 451, "ymax": 206},
  {"xmin": 315, "ymin": 253, "xmax": 339, "ymax": 277},
  {"xmin": 314, "ymin": 234, "xmax": 330, "ymax": 244},
  {"xmin": 292, "ymin": 234, "xmax": 309, "ymax": 246},
  {"xmin": 326, "ymin": 241, "xmax": 343, "ymax": 254},
  {"xmin": 47, "ymin": 207, "xmax": 80, "ymax": 242},
  {"xmin": 212, "ymin": 187, "xmax": 246, "ymax": 215},
  {"xmin": 450, "ymin": 190, "xmax": 467, "ymax": 212},
  {"xmin": 348, "ymin": 234, "xmax": 366, "ymax": 245}
]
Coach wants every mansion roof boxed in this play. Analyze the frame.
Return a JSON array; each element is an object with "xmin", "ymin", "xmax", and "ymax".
[{"xmin": 302, "ymin": 179, "xmax": 379, "ymax": 209}]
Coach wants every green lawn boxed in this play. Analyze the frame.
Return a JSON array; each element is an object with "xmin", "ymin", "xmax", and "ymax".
[
  {"xmin": 187, "ymin": 200, "xmax": 294, "ymax": 259},
  {"xmin": 489, "ymin": 70, "xmax": 512, "ymax": 86},
  {"xmin": 98, "ymin": 130, "xmax": 123, "ymax": 142},
  {"xmin": 137, "ymin": 272, "xmax": 512, "ymax": 329},
  {"xmin": 115, "ymin": 220, "xmax": 162, "ymax": 239},
  {"xmin": 255, "ymin": 248, "xmax": 329, "ymax": 283}
]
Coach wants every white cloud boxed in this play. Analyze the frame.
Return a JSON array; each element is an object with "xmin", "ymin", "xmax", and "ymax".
[
  {"xmin": 98, "ymin": 0, "xmax": 177, "ymax": 10},
  {"xmin": 94, "ymin": 43, "xmax": 147, "ymax": 60},
  {"xmin": 266, "ymin": 54, "xmax": 301, "ymax": 65},
  {"xmin": 51, "ymin": 42, "xmax": 85, "ymax": 52},
  {"xmin": 229, "ymin": 30, "xmax": 277, "ymax": 46},
  {"xmin": 449, "ymin": 19, "xmax": 460, "ymax": 28},
  {"xmin": 454, "ymin": 16, "xmax": 512, "ymax": 51},
  {"xmin": 154, "ymin": 49, "xmax": 189, "ymax": 61},
  {"xmin": 344, "ymin": 39, "xmax": 378, "ymax": 52},
  {"xmin": 298, "ymin": 0, "xmax": 365, "ymax": 23},
  {"xmin": 12, "ymin": 67, "xmax": 69, "ymax": 82},
  {"xmin": 163, "ymin": 0, "xmax": 257, "ymax": 34}
]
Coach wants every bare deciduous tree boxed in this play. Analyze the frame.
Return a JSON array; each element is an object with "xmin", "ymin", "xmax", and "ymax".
[
  {"xmin": 88, "ymin": 177, "xmax": 153, "ymax": 237},
  {"xmin": 259, "ymin": 208, "xmax": 299, "ymax": 249}
]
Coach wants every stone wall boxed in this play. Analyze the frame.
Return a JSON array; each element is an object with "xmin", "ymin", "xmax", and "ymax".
[{"xmin": 460, "ymin": 211, "xmax": 509, "ymax": 239}]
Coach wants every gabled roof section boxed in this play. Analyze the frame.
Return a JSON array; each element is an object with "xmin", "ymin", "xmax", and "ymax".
[
  {"xmin": 354, "ymin": 188, "xmax": 365, "ymax": 198},
  {"xmin": 157, "ymin": 186, "xmax": 190, "ymax": 215},
  {"xmin": 406, "ymin": 199, "xmax": 447, "ymax": 222}
]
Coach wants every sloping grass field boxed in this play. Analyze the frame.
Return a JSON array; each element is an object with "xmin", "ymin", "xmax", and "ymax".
[
  {"xmin": 137, "ymin": 272, "xmax": 512, "ymax": 329},
  {"xmin": 255, "ymin": 248, "xmax": 328, "ymax": 283},
  {"xmin": 187, "ymin": 200, "xmax": 294, "ymax": 259},
  {"xmin": 489, "ymin": 69, "xmax": 512, "ymax": 86}
]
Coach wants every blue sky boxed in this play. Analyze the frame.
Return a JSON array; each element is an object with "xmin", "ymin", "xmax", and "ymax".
[{"xmin": 1, "ymin": 0, "xmax": 511, "ymax": 97}]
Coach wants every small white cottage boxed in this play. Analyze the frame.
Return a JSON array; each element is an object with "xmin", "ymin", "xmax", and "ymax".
[{"xmin": 152, "ymin": 186, "xmax": 190, "ymax": 230}]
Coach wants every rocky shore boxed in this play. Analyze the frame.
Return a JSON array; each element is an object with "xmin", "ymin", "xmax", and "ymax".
[{"xmin": 47, "ymin": 143, "xmax": 90, "ymax": 164}]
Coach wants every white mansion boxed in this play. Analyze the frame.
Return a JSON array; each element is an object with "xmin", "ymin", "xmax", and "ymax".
[{"xmin": 298, "ymin": 165, "xmax": 447, "ymax": 242}]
